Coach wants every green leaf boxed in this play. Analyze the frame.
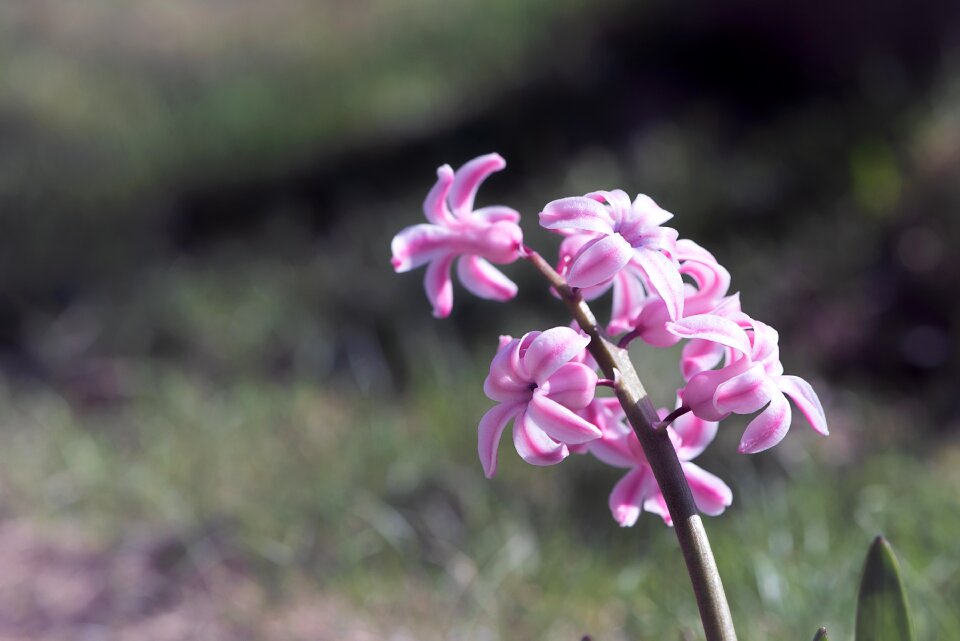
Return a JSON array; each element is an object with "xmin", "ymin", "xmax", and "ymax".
[
  {"xmin": 812, "ymin": 626, "xmax": 829, "ymax": 641},
  {"xmin": 855, "ymin": 536, "xmax": 914, "ymax": 641}
]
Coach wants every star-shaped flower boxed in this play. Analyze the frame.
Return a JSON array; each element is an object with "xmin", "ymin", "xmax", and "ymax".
[
  {"xmin": 478, "ymin": 327, "xmax": 602, "ymax": 477},
  {"xmin": 391, "ymin": 153, "xmax": 523, "ymax": 318}
]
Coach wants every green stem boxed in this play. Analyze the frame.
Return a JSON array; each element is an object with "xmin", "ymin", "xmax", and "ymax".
[{"xmin": 523, "ymin": 248, "xmax": 738, "ymax": 641}]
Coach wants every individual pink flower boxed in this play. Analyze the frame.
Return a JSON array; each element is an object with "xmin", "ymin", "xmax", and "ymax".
[
  {"xmin": 588, "ymin": 400, "xmax": 732, "ymax": 527},
  {"xmin": 391, "ymin": 153, "xmax": 524, "ymax": 318},
  {"xmin": 667, "ymin": 311, "xmax": 829, "ymax": 454},
  {"xmin": 478, "ymin": 327, "xmax": 602, "ymax": 477},
  {"xmin": 540, "ymin": 189, "xmax": 684, "ymax": 320}
]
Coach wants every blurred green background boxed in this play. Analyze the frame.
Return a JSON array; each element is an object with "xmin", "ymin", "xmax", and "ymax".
[{"xmin": 1, "ymin": 1, "xmax": 958, "ymax": 639}]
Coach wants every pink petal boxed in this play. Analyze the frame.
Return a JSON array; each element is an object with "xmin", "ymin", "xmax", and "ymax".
[
  {"xmin": 585, "ymin": 189, "xmax": 632, "ymax": 225},
  {"xmin": 714, "ymin": 364, "xmax": 770, "ymax": 414},
  {"xmin": 588, "ymin": 428, "xmax": 641, "ymax": 468},
  {"xmin": 567, "ymin": 234, "xmax": 634, "ymax": 288},
  {"xmin": 456, "ymin": 256, "xmax": 518, "ymax": 301},
  {"xmin": 738, "ymin": 390, "xmax": 792, "ymax": 454},
  {"xmin": 682, "ymin": 361, "xmax": 753, "ymax": 422},
  {"xmin": 390, "ymin": 224, "xmax": 454, "ymax": 272},
  {"xmin": 521, "ymin": 327, "xmax": 591, "ymax": 384},
  {"xmin": 750, "ymin": 319, "xmax": 784, "ymax": 376},
  {"xmin": 472, "ymin": 205, "xmax": 521, "ymax": 223},
  {"xmin": 682, "ymin": 462, "xmax": 732, "ymax": 516},
  {"xmin": 632, "ymin": 193, "xmax": 674, "ymax": 226},
  {"xmin": 631, "ymin": 298, "xmax": 678, "ymax": 347},
  {"xmin": 528, "ymin": 393, "xmax": 602, "ymax": 445},
  {"xmin": 609, "ymin": 466, "xmax": 654, "ymax": 527},
  {"xmin": 424, "ymin": 254, "xmax": 456, "ymax": 318},
  {"xmin": 483, "ymin": 338, "xmax": 529, "ymax": 404},
  {"xmin": 643, "ymin": 491, "xmax": 673, "ymax": 526},
  {"xmin": 423, "ymin": 164, "xmax": 456, "ymax": 225},
  {"xmin": 634, "ymin": 247, "xmax": 684, "ymax": 321},
  {"xmin": 607, "ymin": 270, "xmax": 647, "ymax": 335},
  {"xmin": 675, "ymin": 238, "xmax": 715, "ymax": 263},
  {"xmin": 513, "ymin": 409, "xmax": 569, "ymax": 466},
  {"xmin": 543, "ymin": 362, "xmax": 598, "ymax": 409},
  {"xmin": 671, "ymin": 412, "xmax": 718, "ymax": 460},
  {"xmin": 540, "ymin": 196, "xmax": 616, "ymax": 234},
  {"xmin": 680, "ymin": 338, "xmax": 726, "ymax": 380},
  {"xmin": 478, "ymin": 402, "xmax": 523, "ymax": 478},
  {"xmin": 775, "ymin": 375, "xmax": 829, "ymax": 436},
  {"xmin": 449, "ymin": 153, "xmax": 505, "ymax": 215},
  {"xmin": 666, "ymin": 314, "xmax": 753, "ymax": 357}
]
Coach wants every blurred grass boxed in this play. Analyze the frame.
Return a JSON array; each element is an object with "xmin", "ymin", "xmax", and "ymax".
[
  {"xmin": 1, "ymin": 347, "xmax": 957, "ymax": 640},
  {"xmin": 0, "ymin": 0, "xmax": 619, "ymax": 201}
]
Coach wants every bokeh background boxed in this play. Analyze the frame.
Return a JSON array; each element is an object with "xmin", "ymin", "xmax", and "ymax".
[{"xmin": 1, "ymin": 1, "xmax": 959, "ymax": 639}]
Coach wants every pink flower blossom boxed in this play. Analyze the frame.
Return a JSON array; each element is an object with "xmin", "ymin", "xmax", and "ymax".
[
  {"xmin": 668, "ymin": 311, "xmax": 829, "ymax": 454},
  {"xmin": 557, "ymin": 236, "xmax": 731, "ymax": 339},
  {"xmin": 478, "ymin": 327, "xmax": 601, "ymax": 477},
  {"xmin": 540, "ymin": 190, "xmax": 684, "ymax": 320},
  {"xmin": 628, "ymin": 240, "xmax": 731, "ymax": 346},
  {"xmin": 588, "ymin": 400, "xmax": 732, "ymax": 527},
  {"xmin": 391, "ymin": 153, "xmax": 523, "ymax": 318}
]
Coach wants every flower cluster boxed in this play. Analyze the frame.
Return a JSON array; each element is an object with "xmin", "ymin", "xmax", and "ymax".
[{"xmin": 391, "ymin": 153, "xmax": 828, "ymax": 527}]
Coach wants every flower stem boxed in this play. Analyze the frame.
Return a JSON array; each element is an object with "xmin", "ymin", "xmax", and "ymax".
[{"xmin": 522, "ymin": 249, "xmax": 738, "ymax": 641}]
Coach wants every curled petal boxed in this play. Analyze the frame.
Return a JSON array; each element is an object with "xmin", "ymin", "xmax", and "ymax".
[
  {"xmin": 528, "ymin": 393, "xmax": 602, "ymax": 445},
  {"xmin": 484, "ymin": 337, "xmax": 528, "ymax": 403},
  {"xmin": 540, "ymin": 197, "xmax": 616, "ymax": 234},
  {"xmin": 776, "ymin": 375, "xmax": 829, "ymax": 435},
  {"xmin": 634, "ymin": 247, "xmax": 684, "ymax": 321},
  {"xmin": 567, "ymin": 234, "xmax": 634, "ymax": 288},
  {"xmin": 478, "ymin": 402, "xmax": 523, "ymax": 478},
  {"xmin": 457, "ymin": 256, "xmax": 518, "ymax": 301},
  {"xmin": 585, "ymin": 189, "xmax": 632, "ymax": 225},
  {"xmin": 425, "ymin": 254, "xmax": 456, "ymax": 318},
  {"xmin": 449, "ymin": 153, "xmax": 505, "ymax": 215},
  {"xmin": 609, "ymin": 466, "xmax": 655, "ymax": 527},
  {"xmin": 680, "ymin": 338, "xmax": 725, "ymax": 381},
  {"xmin": 671, "ymin": 411, "xmax": 718, "ymax": 460},
  {"xmin": 632, "ymin": 193, "xmax": 673, "ymax": 226},
  {"xmin": 608, "ymin": 270, "xmax": 647, "ymax": 335},
  {"xmin": 682, "ymin": 462, "xmax": 733, "ymax": 516},
  {"xmin": 631, "ymin": 298, "xmax": 678, "ymax": 347},
  {"xmin": 643, "ymin": 491, "xmax": 673, "ymax": 526},
  {"xmin": 682, "ymin": 361, "xmax": 752, "ymax": 422},
  {"xmin": 390, "ymin": 224, "xmax": 454, "ymax": 272},
  {"xmin": 714, "ymin": 364, "xmax": 770, "ymax": 414},
  {"xmin": 738, "ymin": 389, "xmax": 792, "ymax": 454},
  {"xmin": 588, "ymin": 418, "xmax": 642, "ymax": 468},
  {"xmin": 513, "ymin": 409, "xmax": 569, "ymax": 466},
  {"xmin": 543, "ymin": 362, "xmax": 598, "ymax": 409},
  {"xmin": 423, "ymin": 165, "xmax": 456, "ymax": 225},
  {"xmin": 667, "ymin": 314, "xmax": 753, "ymax": 357},
  {"xmin": 522, "ymin": 327, "xmax": 591, "ymax": 384},
  {"xmin": 472, "ymin": 205, "xmax": 521, "ymax": 223},
  {"xmin": 750, "ymin": 319, "xmax": 783, "ymax": 375}
]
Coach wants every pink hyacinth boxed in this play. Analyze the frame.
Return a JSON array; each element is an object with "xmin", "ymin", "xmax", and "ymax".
[
  {"xmin": 478, "ymin": 327, "xmax": 602, "ymax": 478},
  {"xmin": 391, "ymin": 153, "xmax": 524, "ymax": 318},
  {"xmin": 557, "ymin": 236, "xmax": 730, "ymax": 338},
  {"xmin": 668, "ymin": 311, "xmax": 829, "ymax": 454},
  {"xmin": 540, "ymin": 189, "xmax": 684, "ymax": 320},
  {"xmin": 587, "ymin": 399, "xmax": 732, "ymax": 527}
]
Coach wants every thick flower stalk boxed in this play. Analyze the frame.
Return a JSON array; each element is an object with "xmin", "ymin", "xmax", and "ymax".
[{"xmin": 391, "ymin": 153, "xmax": 523, "ymax": 317}]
